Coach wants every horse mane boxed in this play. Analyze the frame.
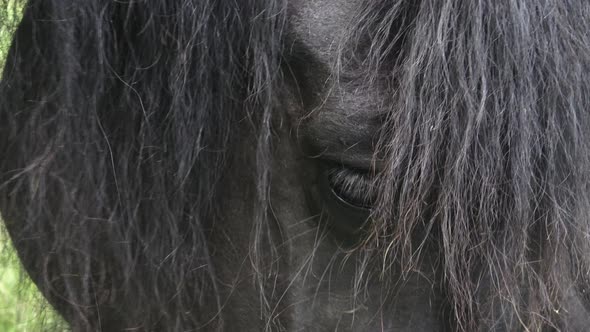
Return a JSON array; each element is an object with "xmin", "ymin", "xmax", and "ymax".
[
  {"xmin": 1, "ymin": 0, "xmax": 589, "ymax": 331},
  {"xmin": 1, "ymin": 0, "xmax": 286, "ymax": 329},
  {"xmin": 347, "ymin": 1, "xmax": 590, "ymax": 330}
]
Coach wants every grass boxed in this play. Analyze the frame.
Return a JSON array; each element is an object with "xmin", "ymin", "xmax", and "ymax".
[{"xmin": 1, "ymin": 1, "xmax": 68, "ymax": 331}]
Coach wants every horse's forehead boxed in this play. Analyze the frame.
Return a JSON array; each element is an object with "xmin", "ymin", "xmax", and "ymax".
[
  {"xmin": 288, "ymin": 0, "xmax": 382, "ymax": 166},
  {"xmin": 289, "ymin": 0, "xmax": 362, "ymax": 62}
]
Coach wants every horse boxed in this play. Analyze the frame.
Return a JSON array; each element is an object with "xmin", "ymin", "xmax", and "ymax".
[{"xmin": 1, "ymin": 0, "xmax": 589, "ymax": 330}]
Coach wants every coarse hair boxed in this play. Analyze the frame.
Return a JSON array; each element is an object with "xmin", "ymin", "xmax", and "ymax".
[{"xmin": 1, "ymin": 0, "xmax": 589, "ymax": 331}]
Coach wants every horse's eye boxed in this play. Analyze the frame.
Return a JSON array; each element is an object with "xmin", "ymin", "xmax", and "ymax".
[
  {"xmin": 326, "ymin": 168, "xmax": 376, "ymax": 209},
  {"xmin": 316, "ymin": 166, "xmax": 375, "ymax": 239}
]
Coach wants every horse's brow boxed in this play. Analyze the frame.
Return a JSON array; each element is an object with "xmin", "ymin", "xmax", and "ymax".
[{"xmin": 301, "ymin": 108, "xmax": 384, "ymax": 170}]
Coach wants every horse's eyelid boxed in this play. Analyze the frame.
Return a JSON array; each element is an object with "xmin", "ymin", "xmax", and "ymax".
[{"xmin": 326, "ymin": 167, "xmax": 376, "ymax": 208}]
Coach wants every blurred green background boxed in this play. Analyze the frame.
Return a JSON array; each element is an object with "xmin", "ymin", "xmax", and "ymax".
[
  {"xmin": 1, "ymin": 1, "xmax": 67, "ymax": 331},
  {"xmin": 0, "ymin": 0, "xmax": 20, "ymax": 69}
]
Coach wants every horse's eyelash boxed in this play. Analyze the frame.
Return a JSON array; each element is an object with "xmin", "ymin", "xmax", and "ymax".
[{"xmin": 327, "ymin": 167, "xmax": 377, "ymax": 207}]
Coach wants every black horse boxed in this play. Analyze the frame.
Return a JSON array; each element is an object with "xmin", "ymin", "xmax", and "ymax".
[{"xmin": 1, "ymin": 0, "xmax": 589, "ymax": 331}]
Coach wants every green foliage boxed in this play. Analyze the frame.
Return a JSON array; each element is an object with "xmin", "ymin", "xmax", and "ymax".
[
  {"xmin": 0, "ymin": 1, "xmax": 21, "ymax": 70},
  {"xmin": 0, "ymin": 231, "xmax": 66, "ymax": 332},
  {"xmin": 1, "ymin": 1, "xmax": 68, "ymax": 330}
]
